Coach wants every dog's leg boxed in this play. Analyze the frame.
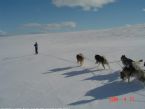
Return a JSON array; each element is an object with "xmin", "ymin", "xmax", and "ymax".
[
  {"xmin": 97, "ymin": 63, "xmax": 100, "ymax": 69},
  {"xmin": 107, "ymin": 64, "xmax": 111, "ymax": 69},
  {"xmin": 80, "ymin": 60, "xmax": 83, "ymax": 66},
  {"xmin": 77, "ymin": 61, "xmax": 81, "ymax": 66},
  {"xmin": 126, "ymin": 73, "xmax": 130, "ymax": 83},
  {"xmin": 128, "ymin": 76, "xmax": 131, "ymax": 83},
  {"xmin": 102, "ymin": 63, "xmax": 105, "ymax": 69},
  {"xmin": 77, "ymin": 60, "xmax": 79, "ymax": 64},
  {"xmin": 79, "ymin": 61, "xmax": 81, "ymax": 66}
]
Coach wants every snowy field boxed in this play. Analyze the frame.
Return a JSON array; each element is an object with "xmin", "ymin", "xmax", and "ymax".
[{"xmin": 0, "ymin": 24, "xmax": 145, "ymax": 109}]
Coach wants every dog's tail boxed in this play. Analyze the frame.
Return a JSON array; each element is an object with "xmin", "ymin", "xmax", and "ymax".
[
  {"xmin": 102, "ymin": 56, "xmax": 109, "ymax": 64},
  {"xmin": 102, "ymin": 56, "xmax": 110, "ymax": 69},
  {"xmin": 133, "ymin": 59, "xmax": 143, "ymax": 66}
]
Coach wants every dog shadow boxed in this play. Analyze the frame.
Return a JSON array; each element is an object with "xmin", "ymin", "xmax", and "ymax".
[
  {"xmin": 62, "ymin": 68, "xmax": 103, "ymax": 78},
  {"xmin": 42, "ymin": 66, "xmax": 79, "ymax": 74},
  {"xmin": 69, "ymin": 80, "xmax": 144, "ymax": 105},
  {"xmin": 84, "ymin": 70, "xmax": 120, "ymax": 83}
]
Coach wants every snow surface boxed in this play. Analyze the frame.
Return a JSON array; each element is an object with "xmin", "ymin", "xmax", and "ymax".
[{"xmin": 0, "ymin": 24, "xmax": 145, "ymax": 109}]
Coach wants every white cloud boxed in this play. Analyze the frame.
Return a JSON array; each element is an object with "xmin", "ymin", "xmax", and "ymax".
[
  {"xmin": 52, "ymin": 0, "xmax": 116, "ymax": 11},
  {"xmin": 125, "ymin": 24, "xmax": 131, "ymax": 27},
  {"xmin": 0, "ymin": 30, "xmax": 7, "ymax": 36},
  {"xmin": 46, "ymin": 21, "xmax": 76, "ymax": 30},
  {"xmin": 23, "ymin": 21, "xmax": 77, "ymax": 31},
  {"xmin": 23, "ymin": 23, "xmax": 42, "ymax": 28},
  {"xmin": 143, "ymin": 8, "xmax": 145, "ymax": 12}
]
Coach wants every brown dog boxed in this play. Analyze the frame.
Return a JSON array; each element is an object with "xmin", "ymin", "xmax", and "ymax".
[{"xmin": 76, "ymin": 53, "xmax": 84, "ymax": 66}]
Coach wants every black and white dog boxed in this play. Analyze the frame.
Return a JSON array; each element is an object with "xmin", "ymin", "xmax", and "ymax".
[
  {"xmin": 94, "ymin": 54, "xmax": 110, "ymax": 69},
  {"xmin": 121, "ymin": 55, "xmax": 134, "ymax": 68},
  {"xmin": 121, "ymin": 55, "xmax": 143, "ymax": 67},
  {"xmin": 120, "ymin": 55, "xmax": 145, "ymax": 83},
  {"xmin": 120, "ymin": 66, "xmax": 136, "ymax": 82}
]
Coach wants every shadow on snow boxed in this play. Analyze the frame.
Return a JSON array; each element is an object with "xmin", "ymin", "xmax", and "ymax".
[
  {"xmin": 84, "ymin": 70, "xmax": 120, "ymax": 83},
  {"xmin": 62, "ymin": 68, "xmax": 104, "ymax": 78},
  {"xmin": 69, "ymin": 80, "xmax": 144, "ymax": 105},
  {"xmin": 42, "ymin": 66, "xmax": 79, "ymax": 74}
]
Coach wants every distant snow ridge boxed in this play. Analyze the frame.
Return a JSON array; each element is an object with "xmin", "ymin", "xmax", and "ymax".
[
  {"xmin": 66, "ymin": 24, "xmax": 145, "ymax": 39},
  {"xmin": 91, "ymin": 24, "xmax": 145, "ymax": 39}
]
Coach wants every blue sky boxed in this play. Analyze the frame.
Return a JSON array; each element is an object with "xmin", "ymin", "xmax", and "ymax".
[{"xmin": 0, "ymin": 0, "xmax": 145, "ymax": 35}]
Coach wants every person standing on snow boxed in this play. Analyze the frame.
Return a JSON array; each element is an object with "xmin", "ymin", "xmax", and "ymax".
[{"xmin": 34, "ymin": 42, "xmax": 38, "ymax": 54}]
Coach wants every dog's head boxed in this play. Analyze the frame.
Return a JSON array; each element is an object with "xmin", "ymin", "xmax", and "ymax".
[
  {"xmin": 95, "ymin": 55, "xmax": 99, "ymax": 63},
  {"xmin": 121, "ymin": 55, "xmax": 126, "ymax": 61},
  {"xmin": 95, "ymin": 54, "xmax": 100, "ymax": 58}
]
